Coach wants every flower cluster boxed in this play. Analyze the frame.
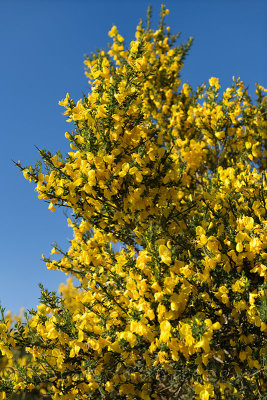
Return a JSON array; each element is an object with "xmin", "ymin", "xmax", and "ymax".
[{"xmin": 1, "ymin": 5, "xmax": 266, "ymax": 400}]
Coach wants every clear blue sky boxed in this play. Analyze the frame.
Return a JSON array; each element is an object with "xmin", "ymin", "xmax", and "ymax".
[{"xmin": 1, "ymin": 0, "xmax": 266, "ymax": 314}]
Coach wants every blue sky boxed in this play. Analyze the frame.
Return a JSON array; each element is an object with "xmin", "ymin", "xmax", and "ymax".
[{"xmin": 1, "ymin": 0, "xmax": 266, "ymax": 314}]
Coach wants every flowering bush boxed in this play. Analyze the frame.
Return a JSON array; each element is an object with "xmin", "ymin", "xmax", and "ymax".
[{"xmin": 1, "ymin": 5, "xmax": 266, "ymax": 400}]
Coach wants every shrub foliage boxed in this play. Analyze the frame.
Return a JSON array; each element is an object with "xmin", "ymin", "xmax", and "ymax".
[{"xmin": 1, "ymin": 5, "xmax": 266, "ymax": 400}]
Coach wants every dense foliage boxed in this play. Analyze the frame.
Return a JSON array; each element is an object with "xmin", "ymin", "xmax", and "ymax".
[{"xmin": 1, "ymin": 5, "xmax": 266, "ymax": 399}]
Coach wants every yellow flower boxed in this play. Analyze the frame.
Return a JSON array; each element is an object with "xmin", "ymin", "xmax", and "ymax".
[
  {"xmin": 158, "ymin": 244, "xmax": 172, "ymax": 265},
  {"xmin": 119, "ymin": 383, "xmax": 135, "ymax": 395},
  {"xmin": 105, "ymin": 381, "xmax": 114, "ymax": 393},
  {"xmin": 48, "ymin": 202, "xmax": 55, "ymax": 212},
  {"xmin": 200, "ymin": 389, "xmax": 210, "ymax": 400},
  {"xmin": 211, "ymin": 322, "xmax": 221, "ymax": 330},
  {"xmin": 236, "ymin": 242, "xmax": 243, "ymax": 252},
  {"xmin": 23, "ymin": 169, "xmax": 29, "ymax": 180},
  {"xmin": 58, "ymin": 92, "xmax": 70, "ymax": 107},
  {"xmin": 108, "ymin": 25, "xmax": 118, "ymax": 37},
  {"xmin": 209, "ymin": 77, "xmax": 220, "ymax": 90},
  {"xmin": 160, "ymin": 320, "xmax": 171, "ymax": 342},
  {"xmin": 196, "ymin": 226, "xmax": 205, "ymax": 236}
]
